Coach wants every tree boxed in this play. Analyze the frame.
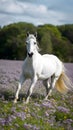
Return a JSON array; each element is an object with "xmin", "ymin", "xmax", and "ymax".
[{"xmin": 0, "ymin": 22, "xmax": 73, "ymax": 62}]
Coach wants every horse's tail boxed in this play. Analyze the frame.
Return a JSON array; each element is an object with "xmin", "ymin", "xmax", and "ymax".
[{"xmin": 56, "ymin": 65, "xmax": 72, "ymax": 94}]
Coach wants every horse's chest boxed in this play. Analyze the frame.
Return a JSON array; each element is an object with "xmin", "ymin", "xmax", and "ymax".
[{"xmin": 24, "ymin": 64, "xmax": 33, "ymax": 78}]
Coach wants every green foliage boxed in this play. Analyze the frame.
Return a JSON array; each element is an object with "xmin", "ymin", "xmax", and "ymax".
[
  {"xmin": 0, "ymin": 22, "xmax": 73, "ymax": 62},
  {"xmin": 58, "ymin": 24, "xmax": 73, "ymax": 43}
]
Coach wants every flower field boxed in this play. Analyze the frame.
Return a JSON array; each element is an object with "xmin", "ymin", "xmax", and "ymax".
[{"xmin": 0, "ymin": 60, "xmax": 73, "ymax": 130}]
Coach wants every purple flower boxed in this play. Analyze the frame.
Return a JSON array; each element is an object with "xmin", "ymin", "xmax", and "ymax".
[
  {"xmin": 16, "ymin": 112, "xmax": 26, "ymax": 120},
  {"xmin": 34, "ymin": 103, "xmax": 40, "ymax": 107},
  {"xmin": 0, "ymin": 118, "xmax": 6, "ymax": 126},
  {"xmin": 0, "ymin": 115, "xmax": 16, "ymax": 126},
  {"xmin": 24, "ymin": 123, "xmax": 40, "ymax": 130},
  {"xmin": 45, "ymin": 111, "xmax": 49, "ymax": 117},
  {"xmin": 42, "ymin": 101, "xmax": 54, "ymax": 109},
  {"xmin": 57, "ymin": 106, "xmax": 70, "ymax": 113},
  {"xmin": 63, "ymin": 119, "xmax": 73, "ymax": 125},
  {"xmin": 5, "ymin": 116, "xmax": 13, "ymax": 125}
]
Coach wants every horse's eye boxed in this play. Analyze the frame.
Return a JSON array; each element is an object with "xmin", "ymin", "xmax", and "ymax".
[{"xmin": 34, "ymin": 42, "xmax": 36, "ymax": 45}]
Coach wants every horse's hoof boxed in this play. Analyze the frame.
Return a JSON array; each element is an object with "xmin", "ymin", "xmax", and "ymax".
[
  {"xmin": 44, "ymin": 97, "xmax": 48, "ymax": 101},
  {"xmin": 25, "ymin": 99, "xmax": 29, "ymax": 104},
  {"xmin": 13, "ymin": 99, "xmax": 17, "ymax": 104},
  {"xmin": 25, "ymin": 101, "xmax": 29, "ymax": 104}
]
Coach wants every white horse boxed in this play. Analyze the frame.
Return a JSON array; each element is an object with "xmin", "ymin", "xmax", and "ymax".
[{"xmin": 14, "ymin": 32, "xmax": 72, "ymax": 104}]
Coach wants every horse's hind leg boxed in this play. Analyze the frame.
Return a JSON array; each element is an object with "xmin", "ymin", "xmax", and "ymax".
[
  {"xmin": 14, "ymin": 74, "xmax": 25, "ymax": 103},
  {"xmin": 43, "ymin": 79, "xmax": 50, "ymax": 96},
  {"xmin": 44, "ymin": 74, "xmax": 58, "ymax": 100}
]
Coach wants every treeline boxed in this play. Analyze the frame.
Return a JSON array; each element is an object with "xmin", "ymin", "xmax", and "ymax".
[{"xmin": 0, "ymin": 22, "xmax": 73, "ymax": 62}]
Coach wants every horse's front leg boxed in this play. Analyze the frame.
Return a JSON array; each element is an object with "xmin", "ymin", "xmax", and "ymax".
[
  {"xmin": 14, "ymin": 74, "xmax": 25, "ymax": 103},
  {"xmin": 26, "ymin": 76, "xmax": 38, "ymax": 104}
]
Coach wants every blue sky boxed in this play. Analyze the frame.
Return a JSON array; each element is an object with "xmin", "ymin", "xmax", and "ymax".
[{"xmin": 0, "ymin": 0, "xmax": 73, "ymax": 27}]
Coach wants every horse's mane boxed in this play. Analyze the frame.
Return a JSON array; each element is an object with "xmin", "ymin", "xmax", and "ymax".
[{"xmin": 29, "ymin": 35, "xmax": 35, "ymax": 39}]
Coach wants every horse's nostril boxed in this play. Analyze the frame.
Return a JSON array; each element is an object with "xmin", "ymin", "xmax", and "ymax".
[{"xmin": 28, "ymin": 52, "xmax": 33, "ymax": 57}]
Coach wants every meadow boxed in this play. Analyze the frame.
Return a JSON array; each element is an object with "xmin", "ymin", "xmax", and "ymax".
[{"xmin": 0, "ymin": 60, "xmax": 73, "ymax": 130}]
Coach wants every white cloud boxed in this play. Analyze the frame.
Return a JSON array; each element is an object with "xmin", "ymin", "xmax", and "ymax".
[
  {"xmin": 0, "ymin": 0, "xmax": 23, "ymax": 14},
  {"xmin": 0, "ymin": 0, "xmax": 73, "ymax": 27}
]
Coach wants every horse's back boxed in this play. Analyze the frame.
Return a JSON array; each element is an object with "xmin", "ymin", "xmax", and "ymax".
[
  {"xmin": 42, "ymin": 54, "xmax": 62, "ymax": 64},
  {"xmin": 43, "ymin": 54, "xmax": 59, "ymax": 60},
  {"xmin": 42, "ymin": 54, "xmax": 62, "ymax": 76}
]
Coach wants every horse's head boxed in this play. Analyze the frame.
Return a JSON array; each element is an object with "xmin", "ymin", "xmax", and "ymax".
[{"xmin": 26, "ymin": 32, "xmax": 38, "ymax": 58}]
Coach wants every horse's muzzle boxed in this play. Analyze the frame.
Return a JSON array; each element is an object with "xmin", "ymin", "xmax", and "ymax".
[{"xmin": 28, "ymin": 52, "xmax": 33, "ymax": 58}]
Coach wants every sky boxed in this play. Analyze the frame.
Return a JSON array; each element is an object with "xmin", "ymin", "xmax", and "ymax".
[{"xmin": 0, "ymin": 0, "xmax": 73, "ymax": 27}]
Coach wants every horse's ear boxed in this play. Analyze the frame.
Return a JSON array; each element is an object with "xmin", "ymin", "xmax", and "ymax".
[
  {"xmin": 27, "ymin": 32, "xmax": 29, "ymax": 37},
  {"xmin": 34, "ymin": 32, "xmax": 37, "ymax": 38}
]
